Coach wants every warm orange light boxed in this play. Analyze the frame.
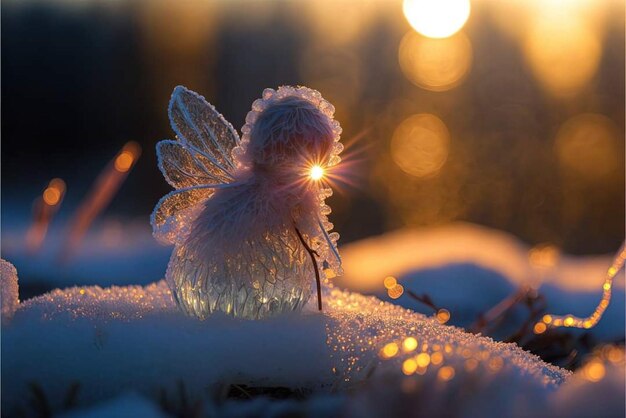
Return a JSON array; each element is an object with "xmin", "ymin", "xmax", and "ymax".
[
  {"xmin": 381, "ymin": 342, "xmax": 400, "ymax": 359},
  {"xmin": 115, "ymin": 151, "xmax": 135, "ymax": 172},
  {"xmin": 606, "ymin": 347, "xmax": 624, "ymax": 364},
  {"xmin": 387, "ymin": 284, "xmax": 404, "ymax": 299},
  {"xmin": 402, "ymin": 337, "xmax": 418, "ymax": 352},
  {"xmin": 391, "ymin": 113, "xmax": 450, "ymax": 178},
  {"xmin": 415, "ymin": 352, "xmax": 431, "ymax": 368},
  {"xmin": 26, "ymin": 178, "xmax": 66, "ymax": 253},
  {"xmin": 309, "ymin": 165, "xmax": 324, "ymax": 181},
  {"xmin": 42, "ymin": 178, "xmax": 66, "ymax": 206},
  {"xmin": 431, "ymin": 351, "xmax": 444, "ymax": 365},
  {"xmin": 533, "ymin": 322, "xmax": 547, "ymax": 334},
  {"xmin": 398, "ymin": 30, "xmax": 472, "ymax": 92},
  {"xmin": 436, "ymin": 309, "xmax": 451, "ymax": 324},
  {"xmin": 402, "ymin": 358, "xmax": 418, "ymax": 375},
  {"xmin": 437, "ymin": 366, "xmax": 455, "ymax": 381},
  {"xmin": 403, "ymin": 0, "xmax": 470, "ymax": 39},
  {"xmin": 43, "ymin": 188, "xmax": 61, "ymax": 206},
  {"xmin": 61, "ymin": 141, "xmax": 140, "ymax": 262},
  {"xmin": 524, "ymin": 16, "xmax": 601, "ymax": 97},
  {"xmin": 464, "ymin": 358, "xmax": 478, "ymax": 372},
  {"xmin": 584, "ymin": 361, "xmax": 605, "ymax": 382},
  {"xmin": 555, "ymin": 114, "xmax": 620, "ymax": 182},
  {"xmin": 383, "ymin": 276, "xmax": 397, "ymax": 290}
]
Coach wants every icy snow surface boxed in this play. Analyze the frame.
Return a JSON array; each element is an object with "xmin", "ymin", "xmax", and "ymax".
[
  {"xmin": 59, "ymin": 393, "xmax": 168, "ymax": 418},
  {"xmin": 338, "ymin": 223, "xmax": 625, "ymax": 340},
  {"xmin": 1, "ymin": 259, "xmax": 19, "ymax": 322},
  {"xmin": 3, "ymin": 263, "xmax": 568, "ymax": 413}
]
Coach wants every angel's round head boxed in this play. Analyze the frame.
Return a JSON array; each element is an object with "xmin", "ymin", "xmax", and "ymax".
[{"xmin": 246, "ymin": 97, "xmax": 335, "ymax": 184}]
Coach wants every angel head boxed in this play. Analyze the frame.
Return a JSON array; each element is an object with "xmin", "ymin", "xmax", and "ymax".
[{"xmin": 235, "ymin": 87, "xmax": 343, "ymax": 191}]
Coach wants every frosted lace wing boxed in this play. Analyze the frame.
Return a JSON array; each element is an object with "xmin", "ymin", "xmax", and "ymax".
[
  {"xmin": 157, "ymin": 141, "xmax": 231, "ymax": 188},
  {"xmin": 168, "ymin": 86, "xmax": 239, "ymax": 175},
  {"xmin": 152, "ymin": 184, "xmax": 244, "ymax": 245},
  {"xmin": 152, "ymin": 86, "xmax": 241, "ymax": 245}
]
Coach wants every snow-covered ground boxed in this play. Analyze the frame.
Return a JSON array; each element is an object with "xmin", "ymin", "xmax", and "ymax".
[
  {"xmin": 3, "ymin": 221, "xmax": 623, "ymax": 341},
  {"xmin": 2, "ymin": 222, "xmax": 625, "ymax": 417},
  {"xmin": 338, "ymin": 224, "xmax": 625, "ymax": 341}
]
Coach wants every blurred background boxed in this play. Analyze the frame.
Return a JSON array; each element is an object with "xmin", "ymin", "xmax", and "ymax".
[{"xmin": 2, "ymin": 0, "xmax": 624, "ymax": 296}]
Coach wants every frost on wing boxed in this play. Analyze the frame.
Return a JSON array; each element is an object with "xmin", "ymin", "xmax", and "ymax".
[
  {"xmin": 157, "ymin": 140, "xmax": 232, "ymax": 188},
  {"xmin": 151, "ymin": 187, "xmax": 215, "ymax": 245},
  {"xmin": 168, "ymin": 86, "xmax": 240, "ymax": 176}
]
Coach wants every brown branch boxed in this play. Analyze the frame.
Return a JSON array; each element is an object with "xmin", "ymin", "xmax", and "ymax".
[
  {"xmin": 294, "ymin": 227, "xmax": 322, "ymax": 311},
  {"xmin": 405, "ymin": 290, "xmax": 440, "ymax": 313}
]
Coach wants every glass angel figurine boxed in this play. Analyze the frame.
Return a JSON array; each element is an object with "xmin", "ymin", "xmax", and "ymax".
[{"xmin": 151, "ymin": 85, "xmax": 343, "ymax": 320}]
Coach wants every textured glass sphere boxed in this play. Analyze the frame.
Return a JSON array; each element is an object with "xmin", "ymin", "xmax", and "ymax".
[{"xmin": 166, "ymin": 230, "xmax": 314, "ymax": 319}]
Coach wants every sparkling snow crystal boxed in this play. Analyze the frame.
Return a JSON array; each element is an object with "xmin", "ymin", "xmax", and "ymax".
[
  {"xmin": 2, "ymin": 266, "xmax": 569, "ymax": 413},
  {"xmin": 1, "ymin": 259, "xmax": 19, "ymax": 322}
]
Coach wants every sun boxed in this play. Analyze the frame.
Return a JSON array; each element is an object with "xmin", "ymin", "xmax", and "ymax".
[
  {"xmin": 403, "ymin": 0, "xmax": 470, "ymax": 39},
  {"xmin": 310, "ymin": 165, "xmax": 325, "ymax": 181}
]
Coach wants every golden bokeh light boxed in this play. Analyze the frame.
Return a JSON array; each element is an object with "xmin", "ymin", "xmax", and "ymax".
[
  {"xmin": 403, "ymin": 0, "xmax": 470, "ymax": 39},
  {"xmin": 555, "ymin": 114, "xmax": 620, "ymax": 182},
  {"xmin": 398, "ymin": 30, "xmax": 472, "ymax": 92},
  {"xmin": 606, "ymin": 347, "xmax": 624, "ymax": 364},
  {"xmin": 26, "ymin": 178, "xmax": 67, "ymax": 253},
  {"xmin": 436, "ymin": 308, "xmax": 451, "ymax": 324},
  {"xmin": 115, "ymin": 151, "xmax": 134, "ymax": 172},
  {"xmin": 524, "ymin": 16, "xmax": 601, "ymax": 97},
  {"xmin": 402, "ymin": 358, "xmax": 418, "ymax": 375},
  {"xmin": 43, "ymin": 188, "xmax": 61, "ymax": 206},
  {"xmin": 383, "ymin": 276, "xmax": 398, "ymax": 290},
  {"xmin": 415, "ymin": 352, "xmax": 431, "ymax": 368},
  {"xmin": 42, "ymin": 178, "xmax": 66, "ymax": 206},
  {"xmin": 402, "ymin": 337, "xmax": 418, "ymax": 352},
  {"xmin": 391, "ymin": 114, "xmax": 450, "ymax": 178},
  {"xmin": 303, "ymin": 0, "xmax": 380, "ymax": 45},
  {"xmin": 437, "ymin": 366, "xmax": 455, "ymax": 381},
  {"xmin": 387, "ymin": 284, "xmax": 405, "ymax": 299},
  {"xmin": 381, "ymin": 342, "xmax": 400, "ymax": 359},
  {"xmin": 430, "ymin": 351, "xmax": 444, "ymax": 365},
  {"xmin": 464, "ymin": 358, "xmax": 478, "ymax": 372},
  {"xmin": 533, "ymin": 322, "xmax": 547, "ymax": 334},
  {"xmin": 583, "ymin": 361, "xmax": 605, "ymax": 382}
]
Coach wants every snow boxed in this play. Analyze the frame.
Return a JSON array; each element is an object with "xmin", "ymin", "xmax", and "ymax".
[
  {"xmin": 1, "ymin": 223, "xmax": 624, "ymax": 416},
  {"xmin": 59, "ymin": 393, "xmax": 168, "ymax": 418},
  {"xmin": 1, "ymin": 259, "xmax": 19, "ymax": 322},
  {"xmin": 1, "ymin": 219, "xmax": 170, "ymax": 288},
  {"xmin": 338, "ymin": 223, "xmax": 619, "ymax": 293},
  {"xmin": 338, "ymin": 223, "xmax": 625, "ymax": 340},
  {"xmin": 346, "ymin": 348, "xmax": 625, "ymax": 418},
  {"xmin": 550, "ymin": 356, "xmax": 625, "ymax": 418},
  {"xmin": 3, "ymin": 259, "xmax": 570, "ymax": 415}
]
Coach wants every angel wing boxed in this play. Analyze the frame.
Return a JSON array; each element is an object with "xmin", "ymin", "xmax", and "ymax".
[{"xmin": 152, "ymin": 86, "xmax": 241, "ymax": 245}]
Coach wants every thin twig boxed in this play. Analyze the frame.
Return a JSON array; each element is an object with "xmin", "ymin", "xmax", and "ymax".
[
  {"xmin": 405, "ymin": 290, "xmax": 440, "ymax": 313},
  {"xmin": 294, "ymin": 226, "xmax": 322, "ymax": 311}
]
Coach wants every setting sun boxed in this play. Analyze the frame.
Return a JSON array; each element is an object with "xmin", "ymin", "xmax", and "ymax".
[{"xmin": 403, "ymin": 0, "xmax": 471, "ymax": 39}]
